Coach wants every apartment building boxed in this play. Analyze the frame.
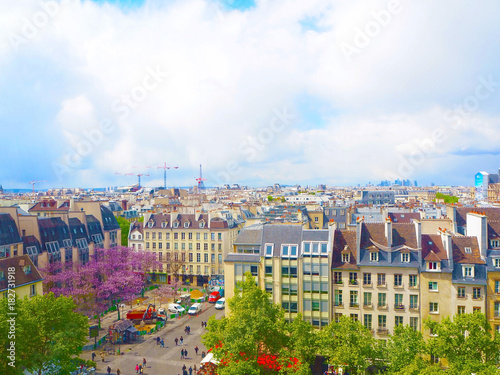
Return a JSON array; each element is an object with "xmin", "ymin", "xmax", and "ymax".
[
  {"xmin": 134, "ymin": 211, "xmax": 242, "ymax": 285},
  {"xmin": 0, "ymin": 255, "xmax": 43, "ymax": 300}
]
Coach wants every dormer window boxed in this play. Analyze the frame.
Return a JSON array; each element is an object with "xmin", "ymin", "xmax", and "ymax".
[
  {"xmin": 148, "ymin": 221, "xmax": 154, "ymax": 228},
  {"xmin": 401, "ymin": 253, "xmax": 410, "ymax": 263},
  {"xmin": 465, "ymin": 247, "xmax": 472, "ymax": 254},
  {"xmin": 370, "ymin": 252, "xmax": 378, "ymax": 262},
  {"xmin": 342, "ymin": 253, "xmax": 350, "ymax": 263},
  {"xmin": 23, "ymin": 265, "xmax": 31, "ymax": 275},
  {"xmin": 428, "ymin": 261, "xmax": 439, "ymax": 271},
  {"xmin": 463, "ymin": 265, "xmax": 474, "ymax": 278},
  {"xmin": 161, "ymin": 222, "xmax": 168, "ymax": 228},
  {"xmin": 173, "ymin": 221, "xmax": 179, "ymax": 228},
  {"xmin": 265, "ymin": 244, "xmax": 273, "ymax": 257},
  {"xmin": 495, "ymin": 258, "xmax": 500, "ymax": 268},
  {"xmin": 282, "ymin": 244, "xmax": 298, "ymax": 258},
  {"xmin": 491, "ymin": 240, "xmax": 500, "ymax": 248},
  {"xmin": 199, "ymin": 222, "xmax": 205, "ymax": 228},
  {"xmin": 184, "ymin": 222, "xmax": 190, "ymax": 228}
]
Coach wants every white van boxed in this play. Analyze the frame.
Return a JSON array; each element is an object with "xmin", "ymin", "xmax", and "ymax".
[
  {"xmin": 188, "ymin": 303, "xmax": 202, "ymax": 315},
  {"xmin": 215, "ymin": 298, "xmax": 225, "ymax": 310},
  {"xmin": 168, "ymin": 303, "xmax": 185, "ymax": 314}
]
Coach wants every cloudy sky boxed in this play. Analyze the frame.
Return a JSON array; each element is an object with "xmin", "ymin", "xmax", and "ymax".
[{"xmin": 2, "ymin": 0, "xmax": 500, "ymax": 189}]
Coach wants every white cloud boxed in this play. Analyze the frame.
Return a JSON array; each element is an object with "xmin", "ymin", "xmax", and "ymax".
[{"xmin": 1, "ymin": 0, "xmax": 500, "ymax": 187}]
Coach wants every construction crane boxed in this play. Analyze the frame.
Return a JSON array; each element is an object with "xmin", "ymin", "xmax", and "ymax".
[
  {"xmin": 29, "ymin": 180, "xmax": 46, "ymax": 195},
  {"xmin": 157, "ymin": 163, "xmax": 179, "ymax": 189},
  {"xmin": 195, "ymin": 164, "xmax": 206, "ymax": 190},
  {"xmin": 115, "ymin": 172, "xmax": 149, "ymax": 187}
]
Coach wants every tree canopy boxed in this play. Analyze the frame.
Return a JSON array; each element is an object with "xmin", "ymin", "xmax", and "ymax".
[
  {"xmin": 116, "ymin": 216, "xmax": 130, "ymax": 246},
  {"xmin": 0, "ymin": 293, "xmax": 88, "ymax": 375}
]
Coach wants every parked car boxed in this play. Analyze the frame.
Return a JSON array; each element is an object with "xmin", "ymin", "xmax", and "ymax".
[
  {"xmin": 188, "ymin": 303, "xmax": 202, "ymax": 315},
  {"xmin": 208, "ymin": 291, "xmax": 221, "ymax": 303},
  {"xmin": 168, "ymin": 303, "xmax": 185, "ymax": 314},
  {"xmin": 215, "ymin": 298, "xmax": 225, "ymax": 310}
]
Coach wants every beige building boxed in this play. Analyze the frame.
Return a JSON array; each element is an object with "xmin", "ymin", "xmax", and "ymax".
[{"xmin": 0, "ymin": 255, "xmax": 43, "ymax": 300}]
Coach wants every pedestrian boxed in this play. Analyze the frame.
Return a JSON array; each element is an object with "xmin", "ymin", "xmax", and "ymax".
[
  {"xmin": 117, "ymin": 369, "xmax": 121, "ymax": 375},
  {"xmin": 91, "ymin": 351, "xmax": 96, "ymax": 362},
  {"xmin": 161, "ymin": 338, "xmax": 165, "ymax": 347},
  {"xmin": 201, "ymin": 351, "xmax": 205, "ymax": 358},
  {"xmin": 194, "ymin": 346, "xmax": 198, "ymax": 355},
  {"xmin": 175, "ymin": 337, "xmax": 179, "ymax": 346},
  {"xmin": 182, "ymin": 364, "xmax": 187, "ymax": 372},
  {"xmin": 189, "ymin": 366, "xmax": 193, "ymax": 375},
  {"xmin": 194, "ymin": 364, "xmax": 197, "ymax": 372},
  {"xmin": 136, "ymin": 364, "xmax": 139, "ymax": 373},
  {"xmin": 143, "ymin": 358, "xmax": 147, "ymax": 368},
  {"xmin": 180, "ymin": 336, "xmax": 184, "ymax": 345},
  {"xmin": 139, "ymin": 364, "xmax": 143, "ymax": 374},
  {"xmin": 185, "ymin": 349, "xmax": 188, "ymax": 359},
  {"xmin": 181, "ymin": 349, "xmax": 184, "ymax": 359},
  {"xmin": 156, "ymin": 336, "xmax": 160, "ymax": 345},
  {"xmin": 101, "ymin": 352, "xmax": 105, "ymax": 362},
  {"xmin": 107, "ymin": 366, "xmax": 111, "ymax": 375}
]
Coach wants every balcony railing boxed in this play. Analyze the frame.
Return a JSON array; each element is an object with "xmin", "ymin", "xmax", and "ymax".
[
  {"xmin": 334, "ymin": 302, "xmax": 344, "ymax": 308},
  {"xmin": 350, "ymin": 302, "xmax": 359, "ymax": 308},
  {"xmin": 394, "ymin": 304, "xmax": 405, "ymax": 311},
  {"xmin": 377, "ymin": 282, "xmax": 387, "ymax": 287},
  {"xmin": 457, "ymin": 294, "xmax": 467, "ymax": 300},
  {"xmin": 394, "ymin": 283, "xmax": 404, "ymax": 289},
  {"xmin": 363, "ymin": 282, "xmax": 373, "ymax": 287},
  {"xmin": 363, "ymin": 303, "xmax": 373, "ymax": 309},
  {"xmin": 333, "ymin": 280, "xmax": 343, "ymax": 286},
  {"xmin": 349, "ymin": 280, "xmax": 358, "ymax": 286},
  {"xmin": 409, "ymin": 304, "xmax": 419, "ymax": 311},
  {"xmin": 378, "ymin": 303, "xmax": 388, "ymax": 310},
  {"xmin": 494, "ymin": 313, "xmax": 500, "ymax": 320},
  {"xmin": 408, "ymin": 283, "xmax": 418, "ymax": 289},
  {"xmin": 472, "ymin": 295, "xmax": 484, "ymax": 301},
  {"xmin": 377, "ymin": 328, "xmax": 389, "ymax": 335}
]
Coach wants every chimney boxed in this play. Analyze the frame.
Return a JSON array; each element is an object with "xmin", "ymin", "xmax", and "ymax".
[
  {"xmin": 466, "ymin": 212, "xmax": 487, "ymax": 259},
  {"xmin": 414, "ymin": 220, "xmax": 422, "ymax": 249},
  {"xmin": 356, "ymin": 216, "xmax": 363, "ymax": 262},
  {"xmin": 439, "ymin": 228, "xmax": 453, "ymax": 264},
  {"xmin": 385, "ymin": 218, "xmax": 393, "ymax": 248},
  {"xmin": 121, "ymin": 200, "xmax": 128, "ymax": 210}
]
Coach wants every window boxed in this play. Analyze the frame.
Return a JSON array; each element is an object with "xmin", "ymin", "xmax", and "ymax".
[
  {"xmin": 463, "ymin": 266, "xmax": 474, "ymax": 277},
  {"xmin": 290, "ymin": 284, "xmax": 298, "ymax": 296},
  {"xmin": 395, "ymin": 316, "xmax": 403, "ymax": 326},
  {"xmin": 197, "ymin": 253, "xmax": 201, "ymax": 262},
  {"xmin": 363, "ymin": 273, "xmax": 372, "ymax": 286},
  {"xmin": 282, "ymin": 244, "xmax": 298, "ymax": 258},
  {"xmin": 473, "ymin": 287, "xmax": 481, "ymax": 300},
  {"xmin": 265, "ymin": 244, "xmax": 273, "ymax": 257},
  {"xmin": 465, "ymin": 247, "xmax": 472, "ymax": 253},
  {"xmin": 0, "ymin": 271, "xmax": 4, "ymax": 280},
  {"xmin": 333, "ymin": 271, "xmax": 342, "ymax": 284},
  {"xmin": 473, "ymin": 306, "xmax": 481, "ymax": 313},
  {"xmin": 30, "ymin": 284, "xmax": 36, "ymax": 297},
  {"xmin": 378, "ymin": 315, "xmax": 387, "ymax": 328},
  {"xmin": 334, "ymin": 290, "xmax": 343, "ymax": 306},
  {"xmin": 265, "ymin": 266, "xmax": 273, "ymax": 277},
  {"xmin": 204, "ymin": 243, "xmax": 208, "ymax": 251},
  {"xmin": 204, "ymin": 233, "xmax": 208, "ymax": 240},
  {"xmin": 377, "ymin": 273, "xmax": 386, "ymax": 286},
  {"xmin": 350, "ymin": 291, "xmax": 358, "ymax": 307},
  {"xmin": 429, "ymin": 302, "xmax": 439, "ymax": 313},
  {"xmin": 196, "ymin": 243, "xmax": 201, "ymax": 251},
  {"xmin": 458, "ymin": 306, "xmax": 466, "ymax": 315},
  {"xmin": 364, "ymin": 314, "xmax": 372, "ymax": 330},
  {"xmin": 495, "ymin": 302, "xmax": 500, "ymax": 318},
  {"xmin": 378, "ymin": 293, "xmax": 386, "ymax": 307},
  {"xmin": 349, "ymin": 272, "xmax": 358, "ymax": 285},
  {"xmin": 250, "ymin": 265, "xmax": 258, "ymax": 276},
  {"xmin": 334, "ymin": 313, "xmax": 342, "ymax": 323},
  {"xmin": 312, "ymin": 301, "xmax": 320, "ymax": 311},
  {"xmin": 495, "ymin": 259, "xmax": 500, "ymax": 268},
  {"xmin": 363, "ymin": 292, "xmax": 372, "ymax": 306},
  {"xmin": 199, "ymin": 222, "xmax": 205, "ymax": 228},
  {"xmin": 204, "ymin": 253, "xmax": 209, "ymax": 263},
  {"xmin": 428, "ymin": 261, "xmax": 438, "ymax": 270},
  {"xmin": 350, "ymin": 314, "xmax": 358, "ymax": 321},
  {"xmin": 174, "ymin": 233, "xmax": 178, "ymax": 240},
  {"xmin": 394, "ymin": 274, "xmax": 402, "ymax": 287},
  {"xmin": 410, "ymin": 317, "xmax": 418, "ymax": 331},
  {"xmin": 23, "ymin": 265, "xmax": 31, "ymax": 275},
  {"xmin": 342, "ymin": 253, "xmax": 350, "ymax": 263},
  {"xmin": 370, "ymin": 252, "xmax": 379, "ymax": 262},
  {"xmin": 395, "ymin": 294, "xmax": 403, "ymax": 309},
  {"xmin": 429, "ymin": 282, "xmax": 438, "ymax": 291},
  {"xmin": 409, "ymin": 295, "xmax": 418, "ymax": 309},
  {"xmin": 409, "ymin": 274, "xmax": 417, "ymax": 287},
  {"xmin": 401, "ymin": 253, "xmax": 410, "ymax": 262},
  {"xmin": 495, "ymin": 281, "xmax": 500, "ymax": 294},
  {"xmin": 458, "ymin": 286, "xmax": 466, "ymax": 298},
  {"xmin": 265, "ymin": 283, "xmax": 273, "ymax": 293}
]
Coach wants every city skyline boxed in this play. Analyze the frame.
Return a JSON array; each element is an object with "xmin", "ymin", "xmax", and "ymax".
[{"xmin": 2, "ymin": 0, "xmax": 500, "ymax": 189}]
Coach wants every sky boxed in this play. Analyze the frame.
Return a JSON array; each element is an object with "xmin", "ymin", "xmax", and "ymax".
[{"xmin": 2, "ymin": 0, "xmax": 500, "ymax": 189}]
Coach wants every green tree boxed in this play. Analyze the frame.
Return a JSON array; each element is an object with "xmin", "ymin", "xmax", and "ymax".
[
  {"xmin": 116, "ymin": 216, "xmax": 131, "ymax": 246},
  {"xmin": 424, "ymin": 313, "xmax": 500, "ymax": 373},
  {"xmin": 202, "ymin": 273, "xmax": 311, "ymax": 374},
  {"xmin": 283, "ymin": 314, "xmax": 317, "ymax": 374},
  {"xmin": 435, "ymin": 192, "xmax": 459, "ymax": 204},
  {"xmin": 0, "ymin": 293, "xmax": 88, "ymax": 375},
  {"xmin": 267, "ymin": 195, "xmax": 274, "ymax": 202},
  {"xmin": 317, "ymin": 316, "xmax": 377, "ymax": 374},
  {"xmin": 386, "ymin": 324, "xmax": 426, "ymax": 373}
]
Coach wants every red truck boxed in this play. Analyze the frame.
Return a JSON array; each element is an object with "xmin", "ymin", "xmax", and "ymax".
[
  {"xmin": 208, "ymin": 291, "xmax": 221, "ymax": 303},
  {"xmin": 126, "ymin": 303, "xmax": 157, "ymax": 324}
]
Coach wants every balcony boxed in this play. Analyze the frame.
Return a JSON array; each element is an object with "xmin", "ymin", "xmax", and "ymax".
[
  {"xmin": 472, "ymin": 295, "xmax": 484, "ymax": 301},
  {"xmin": 408, "ymin": 283, "xmax": 418, "ymax": 289},
  {"xmin": 349, "ymin": 302, "xmax": 359, "ymax": 308},
  {"xmin": 377, "ymin": 328, "xmax": 389, "ymax": 335},
  {"xmin": 363, "ymin": 282, "xmax": 373, "ymax": 287},
  {"xmin": 494, "ymin": 313, "xmax": 500, "ymax": 320},
  {"xmin": 409, "ymin": 304, "xmax": 419, "ymax": 311},
  {"xmin": 348, "ymin": 280, "xmax": 358, "ymax": 286},
  {"xmin": 377, "ymin": 282, "xmax": 387, "ymax": 288},
  {"xmin": 333, "ymin": 280, "xmax": 343, "ymax": 286},
  {"xmin": 457, "ymin": 294, "xmax": 467, "ymax": 300},
  {"xmin": 377, "ymin": 303, "xmax": 388, "ymax": 310},
  {"xmin": 394, "ymin": 304, "xmax": 405, "ymax": 311},
  {"xmin": 363, "ymin": 303, "xmax": 373, "ymax": 309},
  {"xmin": 334, "ymin": 302, "xmax": 344, "ymax": 308},
  {"xmin": 394, "ymin": 283, "xmax": 404, "ymax": 289}
]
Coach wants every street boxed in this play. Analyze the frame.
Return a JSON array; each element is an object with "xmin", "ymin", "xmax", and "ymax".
[{"xmin": 81, "ymin": 302, "xmax": 224, "ymax": 375}]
